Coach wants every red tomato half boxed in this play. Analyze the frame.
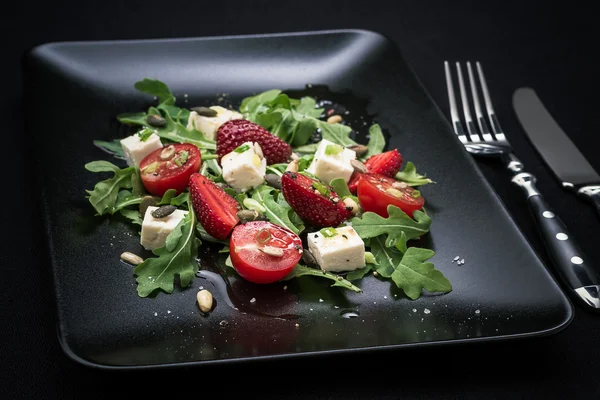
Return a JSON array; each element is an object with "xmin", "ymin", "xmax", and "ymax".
[
  {"xmin": 230, "ymin": 221, "xmax": 303, "ymax": 284},
  {"xmin": 139, "ymin": 143, "xmax": 201, "ymax": 196},
  {"xmin": 357, "ymin": 173, "xmax": 424, "ymax": 218}
]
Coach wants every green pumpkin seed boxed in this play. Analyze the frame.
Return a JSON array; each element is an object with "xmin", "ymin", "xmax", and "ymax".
[
  {"xmin": 264, "ymin": 174, "xmax": 282, "ymax": 189},
  {"xmin": 146, "ymin": 114, "xmax": 166, "ymax": 127},
  {"xmin": 237, "ymin": 209, "xmax": 267, "ymax": 223},
  {"xmin": 346, "ymin": 144, "xmax": 368, "ymax": 157},
  {"xmin": 191, "ymin": 106, "xmax": 217, "ymax": 117},
  {"xmin": 139, "ymin": 196, "xmax": 157, "ymax": 216},
  {"xmin": 151, "ymin": 205, "xmax": 176, "ymax": 219}
]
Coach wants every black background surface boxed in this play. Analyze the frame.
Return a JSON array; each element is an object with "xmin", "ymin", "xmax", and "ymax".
[{"xmin": 2, "ymin": 1, "xmax": 599, "ymax": 398}]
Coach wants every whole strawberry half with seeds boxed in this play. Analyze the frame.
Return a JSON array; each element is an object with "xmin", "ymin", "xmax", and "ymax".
[
  {"xmin": 281, "ymin": 172, "xmax": 351, "ymax": 228},
  {"xmin": 217, "ymin": 119, "xmax": 292, "ymax": 164},
  {"xmin": 348, "ymin": 149, "xmax": 403, "ymax": 193},
  {"xmin": 189, "ymin": 173, "xmax": 240, "ymax": 240}
]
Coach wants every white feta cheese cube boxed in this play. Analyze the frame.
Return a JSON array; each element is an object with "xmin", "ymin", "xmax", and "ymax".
[
  {"xmin": 140, "ymin": 206, "xmax": 189, "ymax": 250},
  {"xmin": 120, "ymin": 132, "xmax": 163, "ymax": 167},
  {"xmin": 187, "ymin": 106, "xmax": 243, "ymax": 141},
  {"xmin": 307, "ymin": 226, "xmax": 366, "ymax": 272},
  {"xmin": 221, "ymin": 142, "xmax": 267, "ymax": 193},
  {"xmin": 306, "ymin": 139, "xmax": 356, "ymax": 185}
]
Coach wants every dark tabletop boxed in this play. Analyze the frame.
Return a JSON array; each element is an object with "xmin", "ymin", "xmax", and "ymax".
[{"xmin": 3, "ymin": 1, "xmax": 600, "ymax": 398}]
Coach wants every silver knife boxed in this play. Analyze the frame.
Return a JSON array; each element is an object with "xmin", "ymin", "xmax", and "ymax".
[
  {"xmin": 512, "ymin": 87, "xmax": 600, "ymax": 310},
  {"xmin": 512, "ymin": 87, "xmax": 600, "ymax": 217}
]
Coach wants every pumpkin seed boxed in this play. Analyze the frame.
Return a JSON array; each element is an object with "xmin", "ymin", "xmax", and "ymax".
[
  {"xmin": 120, "ymin": 252, "xmax": 144, "ymax": 265},
  {"xmin": 264, "ymin": 174, "xmax": 282, "ymax": 189},
  {"xmin": 346, "ymin": 144, "xmax": 368, "ymax": 157},
  {"xmin": 139, "ymin": 196, "xmax": 157, "ymax": 216},
  {"xmin": 237, "ymin": 209, "xmax": 266, "ymax": 223},
  {"xmin": 327, "ymin": 115, "xmax": 343, "ymax": 124},
  {"xmin": 146, "ymin": 114, "xmax": 166, "ymax": 127},
  {"xmin": 351, "ymin": 159, "xmax": 368, "ymax": 173},
  {"xmin": 191, "ymin": 106, "xmax": 217, "ymax": 117},
  {"xmin": 197, "ymin": 289, "xmax": 213, "ymax": 313},
  {"xmin": 151, "ymin": 205, "xmax": 176, "ymax": 219}
]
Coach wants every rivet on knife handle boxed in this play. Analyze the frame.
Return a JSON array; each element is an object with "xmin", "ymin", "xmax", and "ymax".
[
  {"xmin": 577, "ymin": 185, "xmax": 600, "ymax": 220},
  {"xmin": 512, "ymin": 172, "xmax": 600, "ymax": 309}
]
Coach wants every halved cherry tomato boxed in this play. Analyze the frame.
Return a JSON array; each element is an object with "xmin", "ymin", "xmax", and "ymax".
[
  {"xmin": 357, "ymin": 173, "xmax": 424, "ymax": 218},
  {"xmin": 139, "ymin": 143, "xmax": 201, "ymax": 196},
  {"xmin": 230, "ymin": 221, "xmax": 303, "ymax": 284}
]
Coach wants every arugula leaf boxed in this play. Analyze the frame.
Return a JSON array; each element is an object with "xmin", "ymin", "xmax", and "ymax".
[
  {"xmin": 251, "ymin": 185, "xmax": 304, "ymax": 234},
  {"xmin": 293, "ymin": 142, "xmax": 319, "ymax": 154},
  {"xmin": 290, "ymin": 116, "xmax": 319, "ymax": 146},
  {"xmin": 240, "ymin": 90, "xmax": 326, "ymax": 147},
  {"xmin": 114, "ymin": 189, "xmax": 143, "ymax": 211},
  {"xmin": 396, "ymin": 162, "xmax": 434, "ymax": 186},
  {"xmin": 351, "ymin": 205, "xmax": 432, "ymax": 248},
  {"xmin": 134, "ymin": 78, "xmax": 175, "ymax": 105},
  {"xmin": 134, "ymin": 201, "xmax": 200, "ymax": 297},
  {"xmin": 119, "ymin": 208, "xmax": 143, "ymax": 226},
  {"xmin": 117, "ymin": 111, "xmax": 148, "ymax": 126},
  {"xmin": 159, "ymin": 104, "xmax": 190, "ymax": 125},
  {"xmin": 318, "ymin": 121, "xmax": 357, "ymax": 147},
  {"xmin": 295, "ymin": 97, "xmax": 324, "ymax": 118},
  {"xmin": 93, "ymin": 139, "xmax": 125, "ymax": 159},
  {"xmin": 390, "ymin": 247, "xmax": 451, "ymax": 299},
  {"xmin": 154, "ymin": 112, "xmax": 216, "ymax": 150},
  {"xmin": 329, "ymin": 178, "xmax": 358, "ymax": 203},
  {"xmin": 282, "ymin": 264, "xmax": 361, "ymax": 293},
  {"xmin": 85, "ymin": 161, "xmax": 135, "ymax": 215},
  {"xmin": 240, "ymin": 89, "xmax": 282, "ymax": 117},
  {"xmin": 366, "ymin": 235, "xmax": 405, "ymax": 278},
  {"xmin": 196, "ymin": 223, "xmax": 229, "ymax": 245},
  {"xmin": 363, "ymin": 124, "xmax": 385, "ymax": 159}
]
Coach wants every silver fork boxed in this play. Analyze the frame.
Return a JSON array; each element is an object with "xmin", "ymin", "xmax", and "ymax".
[{"xmin": 445, "ymin": 61, "xmax": 600, "ymax": 311}]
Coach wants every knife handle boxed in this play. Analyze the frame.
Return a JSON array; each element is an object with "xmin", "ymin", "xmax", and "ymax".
[
  {"xmin": 513, "ymin": 173, "xmax": 600, "ymax": 310},
  {"xmin": 577, "ymin": 185, "xmax": 600, "ymax": 220}
]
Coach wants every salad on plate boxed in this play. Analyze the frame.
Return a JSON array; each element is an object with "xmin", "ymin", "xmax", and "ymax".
[{"xmin": 85, "ymin": 78, "xmax": 451, "ymax": 305}]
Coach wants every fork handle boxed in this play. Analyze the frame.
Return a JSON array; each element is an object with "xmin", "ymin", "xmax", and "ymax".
[{"xmin": 512, "ymin": 173, "xmax": 600, "ymax": 311}]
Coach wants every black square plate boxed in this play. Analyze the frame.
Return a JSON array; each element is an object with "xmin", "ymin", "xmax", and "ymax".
[{"xmin": 23, "ymin": 29, "xmax": 573, "ymax": 369}]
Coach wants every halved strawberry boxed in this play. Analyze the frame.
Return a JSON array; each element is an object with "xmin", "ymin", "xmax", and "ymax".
[
  {"xmin": 281, "ymin": 172, "xmax": 351, "ymax": 228},
  {"xmin": 364, "ymin": 149, "xmax": 403, "ymax": 177},
  {"xmin": 217, "ymin": 119, "xmax": 292, "ymax": 164},
  {"xmin": 348, "ymin": 149, "xmax": 403, "ymax": 193},
  {"xmin": 189, "ymin": 173, "xmax": 240, "ymax": 240}
]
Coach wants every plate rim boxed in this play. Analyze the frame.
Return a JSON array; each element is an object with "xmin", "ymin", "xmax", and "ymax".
[{"xmin": 24, "ymin": 28, "xmax": 575, "ymax": 370}]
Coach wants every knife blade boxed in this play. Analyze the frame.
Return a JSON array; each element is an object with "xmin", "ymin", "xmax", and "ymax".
[{"xmin": 512, "ymin": 87, "xmax": 600, "ymax": 218}]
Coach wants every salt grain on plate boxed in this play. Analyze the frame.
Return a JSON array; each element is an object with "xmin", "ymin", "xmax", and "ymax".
[
  {"xmin": 250, "ymin": 298, "xmax": 256, "ymax": 303},
  {"xmin": 424, "ymin": 308, "xmax": 431, "ymax": 314}
]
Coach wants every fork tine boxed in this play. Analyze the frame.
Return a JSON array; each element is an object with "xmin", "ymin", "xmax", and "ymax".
[
  {"xmin": 475, "ymin": 62, "xmax": 507, "ymax": 142},
  {"xmin": 466, "ymin": 62, "xmax": 494, "ymax": 142},
  {"xmin": 444, "ymin": 61, "xmax": 468, "ymax": 144},
  {"xmin": 455, "ymin": 62, "xmax": 481, "ymax": 142}
]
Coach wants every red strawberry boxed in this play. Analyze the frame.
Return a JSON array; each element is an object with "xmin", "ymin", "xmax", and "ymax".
[
  {"xmin": 217, "ymin": 119, "xmax": 292, "ymax": 164},
  {"xmin": 189, "ymin": 173, "xmax": 240, "ymax": 240},
  {"xmin": 281, "ymin": 172, "xmax": 351, "ymax": 228},
  {"xmin": 348, "ymin": 149, "xmax": 403, "ymax": 193},
  {"xmin": 364, "ymin": 149, "xmax": 403, "ymax": 177}
]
